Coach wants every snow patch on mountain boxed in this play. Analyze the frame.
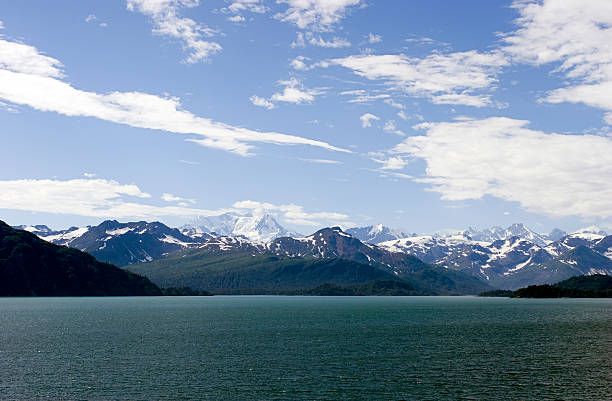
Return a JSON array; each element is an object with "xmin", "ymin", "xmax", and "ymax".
[
  {"xmin": 182, "ymin": 212, "xmax": 299, "ymax": 243},
  {"xmin": 345, "ymin": 224, "xmax": 412, "ymax": 244}
]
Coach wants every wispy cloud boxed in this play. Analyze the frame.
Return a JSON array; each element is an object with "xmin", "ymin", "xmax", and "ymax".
[
  {"xmin": 0, "ymin": 38, "xmax": 349, "ymax": 156},
  {"xmin": 162, "ymin": 192, "xmax": 195, "ymax": 204},
  {"xmin": 367, "ymin": 33, "xmax": 382, "ymax": 44},
  {"xmin": 383, "ymin": 120, "xmax": 405, "ymax": 136},
  {"xmin": 297, "ymin": 158, "xmax": 342, "ymax": 164},
  {"xmin": 127, "ymin": 0, "xmax": 221, "ymax": 63},
  {"xmin": 332, "ymin": 51, "xmax": 508, "ymax": 107},
  {"xmin": 291, "ymin": 32, "xmax": 351, "ymax": 48},
  {"xmin": 275, "ymin": 0, "xmax": 363, "ymax": 31}
]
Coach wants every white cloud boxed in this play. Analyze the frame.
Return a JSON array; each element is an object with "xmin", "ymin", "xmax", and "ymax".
[
  {"xmin": 249, "ymin": 95, "xmax": 275, "ymax": 109},
  {"xmin": 290, "ymin": 55, "xmax": 309, "ymax": 70},
  {"xmin": 270, "ymin": 77, "xmax": 322, "ymax": 104},
  {"xmin": 0, "ymin": 40, "xmax": 64, "ymax": 78},
  {"xmin": 298, "ymin": 158, "xmax": 341, "ymax": 164},
  {"xmin": 99, "ymin": 22, "xmax": 109, "ymax": 27},
  {"xmin": 359, "ymin": 113, "xmax": 379, "ymax": 128},
  {"xmin": 162, "ymin": 192, "xmax": 195, "ymax": 204},
  {"xmin": 227, "ymin": 15, "xmax": 245, "ymax": 22},
  {"xmin": 503, "ymin": 0, "xmax": 612, "ymax": 122},
  {"xmin": 289, "ymin": 55, "xmax": 328, "ymax": 70},
  {"xmin": 249, "ymin": 78, "xmax": 322, "ymax": 109},
  {"xmin": 233, "ymin": 200, "xmax": 350, "ymax": 227},
  {"xmin": 225, "ymin": 0, "xmax": 266, "ymax": 14},
  {"xmin": 83, "ymin": 172, "xmax": 97, "ymax": 178},
  {"xmin": 0, "ymin": 38, "xmax": 348, "ymax": 156},
  {"xmin": 0, "ymin": 20, "xmax": 4, "ymax": 30},
  {"xmin": 126, "ymin": 0, "xmax": 222, "ymax": 63},
  {"xmin": 0, "ymin": 177, "xmax": 351, "ymax": 227},
  {"xmin": 85, "ymin": 14, "xmax": 97, "ymax": 23},
  {"xmin": 307, "ymin": 35, "xmax": 351, "ymax": 48},
  {"xmin": 384, "ymin": 99, "xmax": 404, "ymax": 110},
  {"xmin": 333, "ymin": 51, "xmax": 508, "ymax": 107},
  {"xmin": 291, "ymin": 31, "xmax": 350, "ymax": 48},
  {"xmin": 368, "ymin": 33, "xmax": 382, "ymax": 44},
  {"xmin": 391, "ymin": 117, "xmax": 612, "ymax": 219},
  {"xmin": 383, "ymin": 120, "xmax": 404, "ymax": 136},
  {"xmin": 340, "ymin": 90, "xmax": 390, "ymax": 104},
  {"xmin": 378, "ymin": 156, "xmax": 407, "ymax": 170},
  {"xmin": 275, "ymin": 0, "xmax": 363, "ymax": 31}
]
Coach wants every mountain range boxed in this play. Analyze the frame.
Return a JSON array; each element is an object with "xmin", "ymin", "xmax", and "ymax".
[{"xmin": 13, "ymin": 218, "xmax": 612, "ymax": 291}]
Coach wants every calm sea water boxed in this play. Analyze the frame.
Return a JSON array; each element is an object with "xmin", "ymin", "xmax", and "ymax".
[{"xmin": 0, "ymin": 296, "xmax": 610, "ymax": 401}]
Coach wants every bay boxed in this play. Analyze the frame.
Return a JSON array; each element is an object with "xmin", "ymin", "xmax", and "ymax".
[{"xmin": 1, "ymin": 296, "xmax": 610, "ymax": 400}]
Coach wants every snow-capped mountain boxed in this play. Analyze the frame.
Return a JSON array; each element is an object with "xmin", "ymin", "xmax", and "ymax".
[
  {"xmin": 181, "ymin": 226, "xmax": 491, "ymax": 294},
  {"xmin": 345, "ymin": 224, "xmax": 413, "ymax": 244},
  {"xmin": 378, "ymin": 225, "xmax": 612, "ymax": 289},
  {"xmin": 19, "ymin": 220, "xmax": 210, "ymax": 266},
  {"xmin": 181, "ymin": 212, "xmax": 299, "ymax": 243},
  {"xmin": 14, "ymin": 218, "xmax": 612, "ymax": 289},
  {"xmin": 463, "ymin": 223, "xmax": 551, "ymax": 247}
]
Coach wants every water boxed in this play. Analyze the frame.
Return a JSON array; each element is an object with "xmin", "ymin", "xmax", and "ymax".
[{"xmin": 0, "ymin": 296, "xmax": 610, "ymax": 401}]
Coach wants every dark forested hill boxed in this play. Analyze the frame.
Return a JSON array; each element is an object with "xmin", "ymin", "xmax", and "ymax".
[
  {"xmin": 0, "ymin": 221, "xmax": 161, "ymax": 296},
  {"xmin": 512, "ymin": 274, "xmax": 612, "ymax": 298}
]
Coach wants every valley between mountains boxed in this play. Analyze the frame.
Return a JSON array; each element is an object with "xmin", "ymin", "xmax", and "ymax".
[{"xmin": 12, "ymin": 213, "xmax": 612, "ymax": 293}]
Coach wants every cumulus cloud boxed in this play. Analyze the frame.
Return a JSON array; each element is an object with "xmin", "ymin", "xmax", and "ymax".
[
  {"xmin": 249, "ymin": 78, "xmax": 323, "ymax": 109},
  {"xmin": 333, "ymin": 51, "xmax": 508, "ymax": 107},
  {"xmin": 249, "ymin": 95, "xmax": 275, "ymax": 109},
  {"xmin": 270, "ymin": 77, "xmax": 322, "ymax": 104},
  {"xmin": 502, "ymin": 0, "xmax": 612, "ymax": 123},
  {"xmin": 227, "ymin": 15, "xmax": 245, "ymax": 22},
  {"xmin": 233, "ymin": 200, "xmax": 350, "ymax": 227},
  {"xmin": 390, "ymin": 117, "xmax": 612, "ymax": 219},
  {"xmin": 290, "ymin": 55, "xmax": 309, "ymax": 70},
  {"xmin": 225, "ymin": 0, "xmax": 265, "ymax": 14},
  {"xmin": 0, "ymin": 38, "xmax": 348, "ymax": 156},
  {"xmin": 126, "ymin": 0, "xmax": 221, "ymax": 63},
  {"xmin": 289, "ymin": 55, "xmax": 329, "ymax": 70},
  {"xmin": 275, "ymin": 0, "xmax": 362, "ymax": 31},
  {"xmin": 0, "ymin": 177, "xmax": 351, "ymax": 227},
  {"xmin": 85, "ymin": 14, "xmax": 97, "ymax": 23},
  {"xmin": 359, "ymin": 113, "xmax": 379, "ymax": 128}
]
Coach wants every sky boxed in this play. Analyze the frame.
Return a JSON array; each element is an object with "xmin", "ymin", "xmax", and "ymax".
[{"xmin": 1, "ymin": 0, "xmax": 612, "ymax": 235}]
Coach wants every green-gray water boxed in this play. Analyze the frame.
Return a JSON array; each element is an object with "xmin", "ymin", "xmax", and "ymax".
[{"xmin": 1, "ymin": 296, "xmax": 610, "ymax": 400}]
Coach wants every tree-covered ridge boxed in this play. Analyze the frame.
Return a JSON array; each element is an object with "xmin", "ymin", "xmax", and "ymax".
[
  {"xmin": 479, "ymin": 275, "xmax": 612, "ymax": 298},
  {"xmin": 128, "ymin": 246, "xmax": 492, "ymax": 295},
  {"xmin": 0, "ymin": 221, "xmax": 161, "ymax": 296}
]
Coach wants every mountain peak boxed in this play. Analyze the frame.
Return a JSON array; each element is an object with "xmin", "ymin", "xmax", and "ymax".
[{"xmin": 182, "ymin": 212, "xmax": 298, "ymax": 243}]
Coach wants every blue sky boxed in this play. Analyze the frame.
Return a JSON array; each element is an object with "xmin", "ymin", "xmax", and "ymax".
[{"xmin": 1, "ymin": 0, "xmax": 612, "ymax": 234}]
